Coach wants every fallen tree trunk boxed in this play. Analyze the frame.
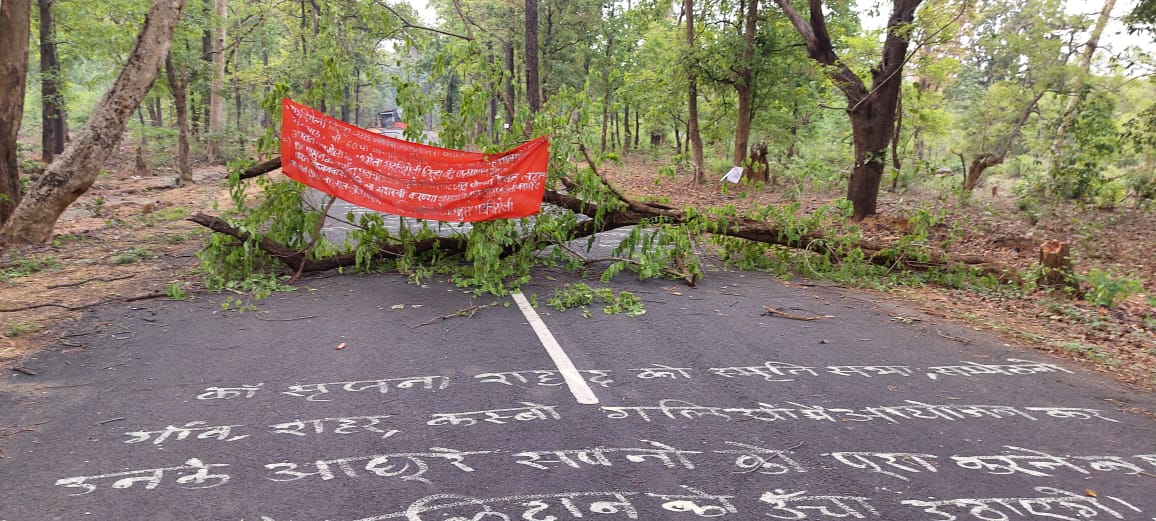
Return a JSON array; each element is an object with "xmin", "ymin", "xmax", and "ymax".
[
  {"xmin": 191, "ymin": 156, "xmax": 1020, "ymax": 284},
  {"xmin": 188, "ymin": 212, "xmax": 468, "ymax": 272}
]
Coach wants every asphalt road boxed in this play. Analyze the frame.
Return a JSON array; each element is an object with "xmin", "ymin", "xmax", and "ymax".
[{"xmin": 2, "ymin": 262, "xmax": 1154, "ymax": 521}]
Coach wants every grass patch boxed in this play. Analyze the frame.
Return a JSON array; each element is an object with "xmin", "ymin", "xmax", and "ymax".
[
  {"xmin": 3, "ymin": 321, "xmax": 43, "ymax": 338},
  {"xmin": 1, "ymin": 255, "xmax": 62, "ymax": 281},
  {"xmin": 109, "ymin": 246, "xmax": 153, "ymax": 265},
  {"xmin": 1053, "ymin": 341, "xmax": 1117, "ymax": 365},
  {"xmin": 140, "ymin": 206, "xmax": 190, "ymax": 227},
  {"xmin": 51, "ymin": 234, "xmax": 88, "ymax": 247}
]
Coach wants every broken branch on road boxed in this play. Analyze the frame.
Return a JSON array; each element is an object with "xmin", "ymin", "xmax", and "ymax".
[
  {"xmin": 191, "ymin": 155, "xmax": 1021, "ymax": 286},
  {"xmin": 762, "ymin": 305, "xmax": 832, "ymax": 321}
]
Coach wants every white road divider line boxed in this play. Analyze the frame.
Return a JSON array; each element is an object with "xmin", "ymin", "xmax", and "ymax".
[{"xmin": 511, "ymin": 291, "xmax": 599, "ymax": 405}]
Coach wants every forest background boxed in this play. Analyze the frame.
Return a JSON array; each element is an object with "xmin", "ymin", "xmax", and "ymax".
[{"xmin": 0, "ymin": 0, "xmax": 1155, "ymax": 387}]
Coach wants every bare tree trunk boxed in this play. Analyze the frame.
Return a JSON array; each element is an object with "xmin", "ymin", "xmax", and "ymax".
[
  {"xmin": 623, "ymin": 105, "xmax": 632, "ymax": 152},
  {"xmin": 504, "ymin": 40, "xmax": 516, "ymax": 126},
  {"xmin": 889, "ymin": 89, "xmax": 903, "ymax": 192},
  {"xmin": 1, "ymin": 0, "xmax": 186, "ymax": 243},
  {"xmin": 774, "ymin": 0, "xmax": 921, "ymax": 220},
  {"xmin": 634, "ymin": 111, "xmax": 640, "ymax": 148},
  {"xmin": 341, "ymin": 83, "xmax": 351, "ymax": 122},
  {"xmin": 525, "ymin": 0, "xmax": 541, "ymax": 115},
  {"xmin": 261, "ymin": 49, "xmax": 271, "ymax": 130},
  {"xmin": 206, "ymin": 0, "xmax": 227, "ymax": 163},
  {"xmin": 684, "ymin": 0, "xmax": 704, "ymax": 183},
  {"xmin": 166, "ymin": 50, "xmax": 193, "ymax": 184},
  {"xmin": 613, "ymin": 104, "xmax": 621, "ymax": 150},
  {"xmin": 148, "ymin": 95, "xmax": 163, "ymax": 126},
  {"xmin": 1, "ymin": 0, "xmax": 31, "ymax": 225},
  {"xmin": 39, "ymin": 0, "xmax": 66, "ymax": 164},
  {"xmin": 733, "ymin": 0, "xmax": 757, "ymax": 167},
  {"xmin": 601, "ymin": 93, "xmax": 610, "ymax": 155},
  {"xmin": 486, "ymin": 43, "xmax": 498, "ymax": 139}
]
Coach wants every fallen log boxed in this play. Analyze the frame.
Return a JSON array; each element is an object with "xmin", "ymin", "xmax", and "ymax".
[
  {"xmin": 190, "ymin": 156, "xmax": 1022, "ymax": 283},
  {"xmin": 188, "ymin": 212, "xmax": 467, "ymax": 272}
]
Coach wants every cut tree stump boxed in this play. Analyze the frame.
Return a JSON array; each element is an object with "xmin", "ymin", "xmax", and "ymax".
[{"xmin": 1037, "ymin": 239, "xmax": 1075, "ymax": 290}]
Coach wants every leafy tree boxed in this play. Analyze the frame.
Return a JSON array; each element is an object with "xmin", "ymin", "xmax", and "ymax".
[
  {"xmin": 1, "ymin": 0, "xmax": 187, "ymax": 243},
  {"xmin": 953, "ymin": 0, "xmax": 1080, "ymax": 192},
  {"xmin": 1049, "ymin": 87, "xmax": 1121, "ymax": 201},
  {"xmin": 772, "ymin": 0, "xmax": 923, "ymax": 220}
]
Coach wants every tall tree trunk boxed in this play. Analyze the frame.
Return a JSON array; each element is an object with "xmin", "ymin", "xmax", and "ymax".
[
  {"xmin": 207, "ymin": 0, "xmax": 227, "ymax": 163},
  {"xmin": 486, "ymin": 45, "xmax": 498, "ymax": 139},
  {"xmin": 234, "ymin": 80, "xmax": 243, "ymax": 138},
  {"xmin": 684, "ymin": 0, "xmax": 704, "ymax": 183},
  {"xmin": 342, "ymin": 83, "xmax": 351, "ymax": 122},
  {"xmin": 623, "ymin": 105, "xmax": 632, "ymax": 152},
  {"xmin": 39, "ymin": 0, "xmax": 66, "ymax": 164},
  {"xmin": 261, "ymin": 49, "xmax": 271, "ymax": 129},
  {"xmin": 613, "ymin": 107, "xmax": 621, "ymax": 149},
  {"xmin": 634, "ymin": 111, "xmax": 640, "ymax": 148},
  {"xmin": 503, "ymin": 40, "xmax": 516, "ymax": 127},
  {"xmin": 601, "ymin": 93, "xmax": 610, "ymax": 154},
  {"xmin": 148, "ymin": 95, "xmax": 163, "ymax": 126},
  {"xmin": 1, "ymin": 0, "xmax": 31, "ymax": 225},
  {"xmin": 1051, "ymin": 0, "xmax": 1116, "ymax": 159},
  {"xmin": 774, "ymin": 0, "xmax": 922, "ymax": 220},
  {"xmin": 0, "ymin": 0, "xmax": 186, "ymax": 243},
  {"xmin": 525, "ymin": 0, "xmax": 541, "ymax": 136},
  {"xmin": 890, "ymin": 89, "xmax": 903, "ymax": 192},
  {"xmin": 354, "ymin": 69, "xmax": 362, "ymax": 127},
  {"xmin": 165, "ymin": 50, "xmax": 193, "ymax": 184},
  {"xmin": 733, "ymin": 0, "xmax": 757, "ymax": 167}
]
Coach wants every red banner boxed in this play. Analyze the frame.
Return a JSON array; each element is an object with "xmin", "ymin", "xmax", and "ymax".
[{"xmin": 280, "ymin": 98, "xmax": 550, "ymax": 222}]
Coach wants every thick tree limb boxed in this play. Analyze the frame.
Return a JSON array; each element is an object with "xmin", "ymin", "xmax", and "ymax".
[
  {"xmin": 188, "ymin": 212, "xmax": 467, "ymax": 273},
  {"xmin": 198, "ymin": 156, "xmax": 1021, "ymax": 283},
  {"xmin": 238, "ymin": 156, "xmax": 282, "ymax": 180}
]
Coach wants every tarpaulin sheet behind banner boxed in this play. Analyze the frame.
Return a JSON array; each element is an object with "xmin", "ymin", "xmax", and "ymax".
[{"xmin": 280, "ymin": 98, "xmax": 550, "ymax": 222}]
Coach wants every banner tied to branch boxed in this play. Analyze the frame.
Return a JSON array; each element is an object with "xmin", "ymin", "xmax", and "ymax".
[{"xmin": 280, "ymin": 98, "xmax": 550, "ymax": 222}]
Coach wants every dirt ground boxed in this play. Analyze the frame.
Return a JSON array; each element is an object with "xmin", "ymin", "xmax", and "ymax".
[{"xmin": 2, "ymin": 149, "xmax": 1154, "ymax": 389}]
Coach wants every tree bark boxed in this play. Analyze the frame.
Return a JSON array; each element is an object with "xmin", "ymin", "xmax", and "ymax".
[
  {"xmin": 0, "ymin": 0, "xmax": 187, "ymax": 244},
  {"xmin": 525, "ymin": 0, "xmax": 541, "ymax": 116},
  {"xmin": 206, "ymin": 0, "xmax": 227, "ymax": 163},
  {"xmin": 889, "ymin": 89, "xmax": 903, "ymax": 192},
  {"xmin": 1, "ymin": 0, "xmax": 32, "ymax": 225},
  {"xmin": 773, "ymin": 0, "xmax": 922, "ymax": 220},
  {"xmin": 749, "ymin": 142, "xmax": 770, "ymax": 183},
  {"xmin": 166, "ymin": 50, "xmax": 193, "ymax": 184},
  {"xmin": 684, "ymin": 0, "xmax": 705, "ymax": 182},
  {"xmin": 733, "ymin": 0, "xmax": 758, "ymax": 168},
  {"xmin": 503, "ymin": 39, "xmax": 516, "ymax": 126},
  {"xmin": 623, "ymin": 105, "xmax": 632, "ymax": 152},
  {"xmin": 39, "ymin": 0, "xmax": 66, "ymax": 164}
]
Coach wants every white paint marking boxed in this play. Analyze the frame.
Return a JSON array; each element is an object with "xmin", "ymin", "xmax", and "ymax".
[{"xmin": 511, "ymin": 291, "xmax": 599, "ymax": 404}]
